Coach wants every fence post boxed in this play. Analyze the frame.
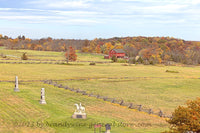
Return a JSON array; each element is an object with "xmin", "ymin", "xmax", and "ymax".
[
  {"xmin": 103, "ymin": 97, "xmax": 107, "ymax": 101},
  {"xmin": 148, "ymin": 109, "xmax": 153, "ymax": 114},
  {"xmin": 138, "ymin": 105, "xmax": 142, "ymax": 111},
  {"xmin": 120, "ymin": 100, "xmax": 124, "ymax": 105},
  {"xmin": 111, "ymin": 99, "xmax": 115, "ymax": 103},
  {"xmin": 159, "ymin": 110, "xmax": 163, "ymax": 117},
  {"xmin": 128, "ymin": 103, "xmax": 133, "ymax": 109}
]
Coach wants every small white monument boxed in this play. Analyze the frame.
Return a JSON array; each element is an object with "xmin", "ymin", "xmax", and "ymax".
[
  {"xmin": 40, "ymin": 88, "xmax": 46, "ymax": 104},
  {"xmin": 14, "ymin": 76, "xmax": 20, "ymax": 92},
  {"xmin": 72, "ymin": 103, "xmax": 86, "ymax": 119}
]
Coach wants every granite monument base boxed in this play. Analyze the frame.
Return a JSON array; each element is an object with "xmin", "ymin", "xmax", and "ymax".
[
  {"xmin": 72, "ymin": 113, "xmax": 87, "ymax": 119},
  {"xmin": 40, "ymin": 99, "xmax": 46, "ymax": 104},
  {"xmin": 14, "ymin": 88, "xmax": 20, "ymax": 92}
]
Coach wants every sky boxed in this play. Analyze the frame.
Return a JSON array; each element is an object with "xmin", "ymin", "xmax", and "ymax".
[{"xmin": 0, "ymin": 0, "xmax": 200, "ymax": 40}]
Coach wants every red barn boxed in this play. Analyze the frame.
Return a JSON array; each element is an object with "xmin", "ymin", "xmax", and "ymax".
[{"xmin": 109, "ymin": 49, "xmax": 125, "ymax": 58}]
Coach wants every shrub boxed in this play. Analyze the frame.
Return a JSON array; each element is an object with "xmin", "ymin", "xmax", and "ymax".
[
  {"xmin": 149, "ymin": 60, "xmax": 154, "ymax": 65},
  {"xmin": 21, "ymin": 52, "xmax": 28, "ymax": 60},
  {"xmin": 143, "ymin": 60, "xmax": 150, "ymax": 65},
  {"xmin": 111, "ymin": 55, "xmax": 117, "ymax": 62},
  {"xmin": 89, "ymin": 62, "xmax": 96, "ymax": 65},
  {"xmin": 137, "ymin": 56, "xmax": 143, "ymax": 64},
  {"xmin": 1, "ymin": 53, "xmax": 6, "ymax": 58},
  {"xmin": 166, "ymin": 70, "xmax": 179, "ymax": 73},
  {"xmin": 117, "ymin": 59, "xmax": 127, "ymax": 63},
  {"xmin": 128, "ymin": 57, "xmax": 136, "ymax": 64},
  {"xmin": 121, "ymin": 63, "xmax": 129, "ymax": 66}
]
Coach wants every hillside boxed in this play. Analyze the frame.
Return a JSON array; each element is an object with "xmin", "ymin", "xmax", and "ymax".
[{"xmin": 1, "ymin": 34, "xmax": 200, "ymax": 65}]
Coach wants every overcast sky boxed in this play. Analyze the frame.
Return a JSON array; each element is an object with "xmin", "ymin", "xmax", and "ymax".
[{"xmin": 0, "ymin": 0, "xmax": 200, "ymax": 40}]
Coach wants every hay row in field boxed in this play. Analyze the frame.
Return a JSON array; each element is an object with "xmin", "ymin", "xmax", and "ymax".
[
  {"xmin": 0, "ymin": 75, "xmax": 189, "ymax": 83},
  {"xmin": 0, "ymin": 80, "xmax": 44, "ymax": 82},
  {"xmin": 43, "ymin": 80, "xmax": 172, "ymax": 118},
  {"xmin": 28, "ymin": 55, "xmax": 59, "ymax": 57},
  {"xmin": 44, "ymin": 76, "xmax": 187, "ymax": 83},
  {"xmin": 0, "ymin": 58, "xmax": 63, "ymax": 61},
  {"xmin": 0, "ymin": 61, "xmax": 64, "ymax": 64}
]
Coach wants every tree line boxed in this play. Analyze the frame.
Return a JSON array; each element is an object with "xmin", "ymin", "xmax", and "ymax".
[
  {"xmin": 1, "ymin": 34, "xmax": 200, "ymax": 65},
  {"xmin": 0, "ymin": 35, "xmax": 85, "ymax": 51}
]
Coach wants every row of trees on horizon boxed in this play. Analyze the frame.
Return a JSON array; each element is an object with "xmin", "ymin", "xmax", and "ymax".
[{"xmin": 1, "ymin": 34, "xmax": 200, "ymax": 65}]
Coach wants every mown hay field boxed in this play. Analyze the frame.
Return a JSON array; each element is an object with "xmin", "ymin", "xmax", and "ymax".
[{"xmin": 0, "ymin": 82, "xmax": 167, "ymax": 133}]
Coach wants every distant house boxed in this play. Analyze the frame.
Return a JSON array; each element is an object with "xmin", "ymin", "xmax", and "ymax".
[{"xmin": 109, "ymin": 49, "xmax": 125, "ymax": 58}]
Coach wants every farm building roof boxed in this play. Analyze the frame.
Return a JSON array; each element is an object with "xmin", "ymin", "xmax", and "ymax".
[{"xmin": 112, "ymin": 49, "xmax": 125, "ymax": 53}]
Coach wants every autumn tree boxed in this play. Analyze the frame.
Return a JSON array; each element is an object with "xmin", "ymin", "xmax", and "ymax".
[
  {"xmin": 89, "ymin": 39, "xmax": 97, "ymax": 53},
  {"xmin": 65, "ymin": 46, "xmax": 77, "ymax": 63},
  {"xmin": 22, "ymin": 35, "xmax": 25, "ymax": 40},
  {"xmin": 21, "ymin": 52, "xmax": 28, "ymax": 60},
  {"xmin": 139, "ymin": 48, "xmax": 152, "ymax": 61},
  {"xmin": 18, "ymin": 35, "xmax": 22, "ymax": 40},
  {"xmin": 166, "ymin": 97, "xmax": 200, "ymax": 132},
  {"xmin": 83, "ymin": 39, "xmax": 90, "ymax": 47},
  {"xmin": 95, "ymin": 45, "xmax": 101, "ymax": 53},
  {"xmin": 81, "ymin": 47, "xmax": 89, "ymax": 53},
  {"xmin": 81, "ymin": 39, "xmax": 90, "ymax": 52},
  {"xmin": 3, "ymin": 35, "xmax": 8, "ymax": 40},
  {"xmin": 114, "ymin": 42, "xmax": 123, "ymax": 49},
  {"xmin": 124, "ymin": 43, "xmax": 138, "ymax": 58},
  {"xmin": 103, "ymin": 42, "xmax": 114, "ymax": 54},
  {"xmin": 59, "ymin": 43, "xmax": 67, "ymax": 51}
]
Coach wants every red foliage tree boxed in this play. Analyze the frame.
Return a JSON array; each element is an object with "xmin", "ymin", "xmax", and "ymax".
[
  {"xmin": 65, "ymin": 46, "xmax": 77, "ymax": 63},
  {"xmin": 95, "ymin": 44, "xmax": 101, "ymax": 53}
]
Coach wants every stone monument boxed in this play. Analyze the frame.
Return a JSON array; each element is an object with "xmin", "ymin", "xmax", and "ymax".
[
  {"xmin": 72, "ymin": 103, "xmax": 86, "ymax": 119},
  {"xmin": 40, "ymin": 88, "xmax": 46, "ymax": 104},
  {"xmin": 14, "ymin": 76, "xmax": 20, "ymax": 92}
]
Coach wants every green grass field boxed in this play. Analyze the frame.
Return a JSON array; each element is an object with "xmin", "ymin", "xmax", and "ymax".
[
  {"xmin": 57, "ymin": 78, "xmax": 200, "ymax": 114},
  {"xmin": 0, "ymin": 48, "xmax": 199, "ymax": 132}
]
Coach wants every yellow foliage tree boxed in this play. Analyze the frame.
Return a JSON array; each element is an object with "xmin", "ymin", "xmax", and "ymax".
[
  {"xmin": 82, "ymin": 47, "xmax": 89, "ymax": 53},
  {"xmin": 104, "ymin": 42, "xmax": 114, "ymax": 54},
  {"xmin": 115, "ymin": 45, "xmax": 123, "ymax": 49},
  {"xmin": 166, "ymin": 97, "xmax": 200, "ymax": 132}
]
